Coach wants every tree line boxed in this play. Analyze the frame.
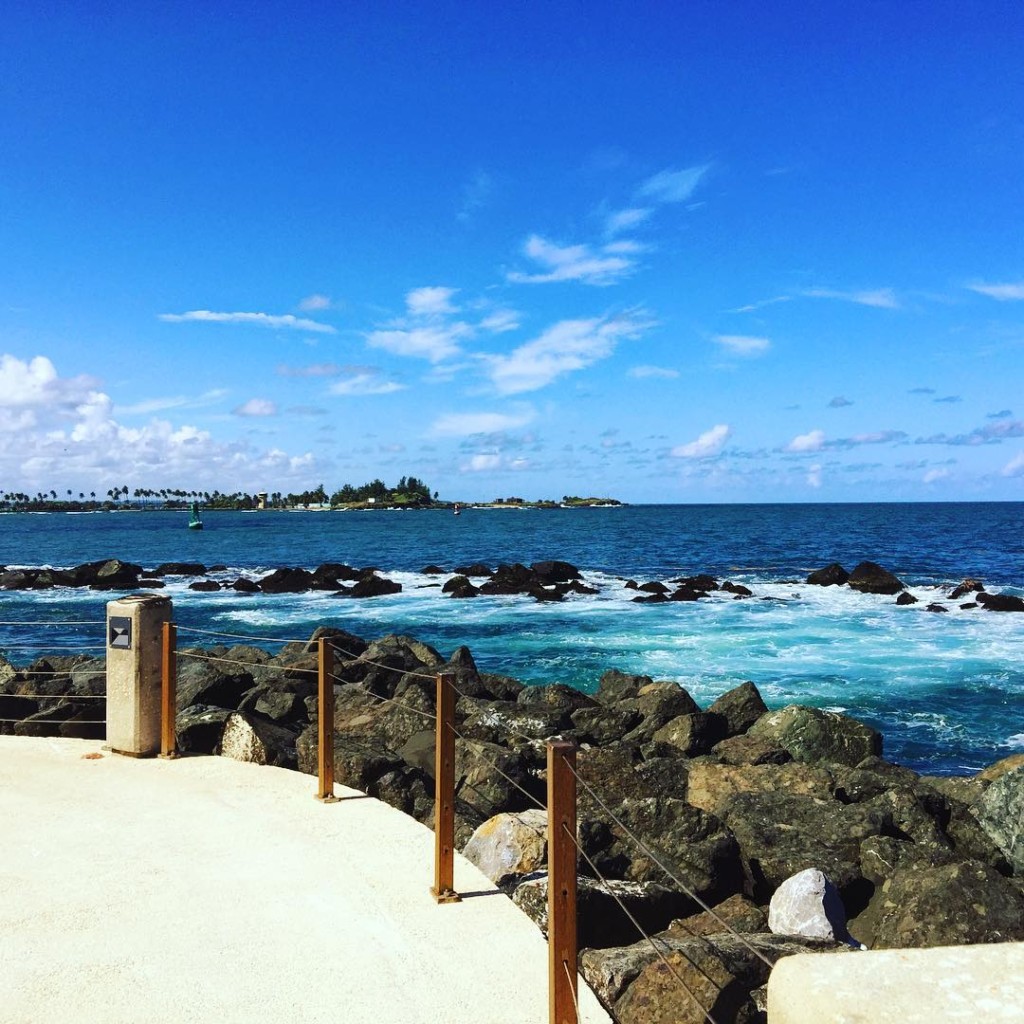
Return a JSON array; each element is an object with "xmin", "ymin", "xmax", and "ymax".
[{"xmin": 0, "ymin": 476, "xmax": 436, "ymax": 512}]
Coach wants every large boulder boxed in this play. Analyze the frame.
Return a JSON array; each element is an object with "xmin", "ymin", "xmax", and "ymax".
[
  {"xmin": 976, "ymin": 591, "xmax": 1024, "ymax": 612},
  {"xmin": 856, "ymin": 861, "xmax": 1024, "ymax": 949},
  {"xmin": 219, "ymin": 712, "xmax": 298, "ymax": 768},
  {"xmin": 463, "ymin": 809, "xmax": 548, "ymax": 885},
  {"xmin": 77, "ymin": 558, "xmax": 144, "ymax": 590},
  {"xmin": 596, "ymin": 669, "xmax": 652, "ymax": 704},
  {"xmin": 513, "ymin": 875, "xmax": 695, "ymax": 949},
  {"xmin": 768, "ymin": 868, "xmax": 851, "ymax": 943},
  {"xmin": 151, "ymin": 562, "xmax": 206, "ymax": 576},
  {"xmin": 258, "ymin": 567, "xmax": 314, "ymax": 593},
  {"xmin": 971, "ymin": 764, "xmax": 1024, "ymax": 872},
  {"xmin": 707, "ymin": 681, "xmax": 768, "ymax": 737},
  {"xmin": 530, "ymin": 560, "xmax": 582, "ymax": 583},
  {"xmin": 175, "ymin": 705, "xmax": 233, "ymax": 753},
  {"xmin": 685, "ymin": 762, "xmax": 834, "ymax": 818},
  {"xmin": 806, "ymin": 563, "xmax": 850, "ymax": 587},
  {"xmin": 651, "ymin": 712, "xmax": 727, "ymax": 757},
  {"xmin": 343, "ymin": 573, "xmax": 402, "ymax": 598},
  {"xmin": 748, "ymin": 705, "xmax": 882, "ymax": 767},
  {"xmin": 847, "ymin": 561, "xmax": 904, "ymax": 595},
  {"xmin": 661, "ymin": 893, "xmax": 768, "ymax": 939}
]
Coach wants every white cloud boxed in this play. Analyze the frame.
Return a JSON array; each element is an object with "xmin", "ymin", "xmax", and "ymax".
[
  {"xmin": 968, "ymin": 281, "xmax": 1024, "ymax": 301},
  {"xmin": 465, "ymin": 453, "xmax": 502, "ymax": 472},
  {"xmin": 636, "ymin": 164, "xmax": 711, "ymax": 204},
  {"xmin": 159, "ymin": 310, "xmax": 337, "ymax": 334},
  {"xmin": 486, "ymin": 312, "xmax": 652, "ymax": 395},
  {"xmin": 802, "ymin": 288, "xmax": 899, "ymax": 310},
  {"xmin": 479, "ymin": 309, "xmax": 521, "ymax": 333},
  {"xmin": 807, "ymin": 464, "xmax": 823, "ymax": 488},
  {"xmin": 628, "ymin": 365, "xmax": 679, "ymax": 379},
  {"xmin": 0, "ymin": 354, "xmax": 322, "ymax": 493},
  {"xmin": 276, "ymin": 363, "xmax": 343, "ymax": 378},
  {"xmin": 786, "ymin": 429, "xmax": 826, "ymax": 453},
  {"xmin": 329, "ymin": 372, "xmax": 405, "ymax": 396},
  {"xmin": 605, "ymin": 207, "xmax": 652, "ymax": 235},
  {"xmin": 507, "ymin": 235, "xmax": 635, "ymax": 286},
  {"xmin": 1002, "ymin": 451, "xmax": 1024, "ymax": 477},
  {"xmin": 731, "ymin": 295, "xmax": 792, "ymax": 314},
  {"xmin": 233, "ymin": 398, "xmax": 278, "ymax": 417},
  {"xmin": 714, "ymin": 334, "xmax": 771, "ymax": 356},
  {"xmin": 432, "ymin": 409, "xmax": 535, "ymax": 437},
  {"xmin": 671, "ymin": 424, "xmax": 732, "ymax": 459},
  {"xmin": 406, "ymin": 286, "xmax": 459, "ymax": 317},
  {"xmin": 366, "ymin": 323, "xmax": 470, "ymax": 363},
  {"xmin": 923, "ymin": 468, "xmax": 951, "ymax": 483},
  {"xmin": 298, "ymin": 293, "xmax": 332, "ymax": 311},
  {"xmin": 117, "ymin": 388, "xmax": 228, "ymax": 416}
]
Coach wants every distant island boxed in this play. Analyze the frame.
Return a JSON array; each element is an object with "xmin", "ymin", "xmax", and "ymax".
[{"xmin": 0, "ymin": 479, "xmax": 622, "ymax": 513}]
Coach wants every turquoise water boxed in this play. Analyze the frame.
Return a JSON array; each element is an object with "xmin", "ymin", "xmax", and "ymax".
[{"xmin": 2, "ymin": 503, "xmax": 1022, "ymax": 774}]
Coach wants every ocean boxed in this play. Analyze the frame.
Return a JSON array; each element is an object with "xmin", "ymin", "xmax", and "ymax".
[{"xmin": 1, "ymin": 502, "xmax": 1022, "ymax": 775}]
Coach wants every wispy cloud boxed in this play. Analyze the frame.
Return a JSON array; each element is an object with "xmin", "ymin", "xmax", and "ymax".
[
  {"xmin": 917, "ymin": 420, "xmax": 1024, "ymax": 446},
  {"xmin": 485, "ymin": 311, "xmax": 653, "ymax": 394},
  {"xmin": 1002, "ymin": 451, "xmax": 1024, "ymax": 477},
  {"xmin": 478, "ymin": 309, "xmax": 521, "ymax": 333},
  {"xmin": 714, "ymin": 334, "xmax": 771, "ymax": 356},
  {"xmin": 988, "ymin": 409, "xmax": 1013, "ymax": 419},
  {"xmin": 934, "ymin": 395, "xmax": 962, "ymax": 404},
  {"xmin": 636, "ymin": 164, "xmax": 711, "ymax": 204},
  {"xmin": 731, "ymin": 295, "xmax": 792, "ymax": 314},
  {"xmin": 828, "ymin": 396, "xmax": 853, "ymax": 408},
  {"xmin": 116, "ymin": 388, "xmax": 228, "ymax": 416},
  {"xmin": 786, "ymin": 427, "xmax": 905, "ymax": 453},
  {"xmin": 458, "ymin": 169, "xmax": 492, "ymax": 222},
  {"xmin": 366, "ymin": 323, "xmax": 471, "ymax": 363},
  {"xmin": 802, "ymin": 288, "xmax": 899, "ymax": 309},
  {"xmin": 671, "ymin": 423, "xmax": 732, "ymax": 458},
  {"xmin": 329, "ymin": 370, "xmax": 405, "ymax": 396},
  {"xmin": 406, "ymin": 286, "xmax": 459, "ymax": 317},
  {"xmin": 298, "ymin": 293, "xmax": 332, "ymax": 312},
  {"xmin": 605, "ymin": 207, "xmax": 652, "ymax": 236},
  {"xmin": 232, "ymin": 398, "xmax": 277, "ymax": 417},
  {"xmin": 923, "ymin": 468, "xmax": 951, "ymax": 484},
  {"xmin": 909, "ymin": 387, "xmax": 936, "ymax": 395},
  {"xmin": 159, "ymin": 310, "xmax": 337, "ymax": 334},
  {"xmin": 629, "ymin": 364, "xmax": 679, "ymax": 379},
  {"xmin": 432, "ymin": 409, "xmax": 535, "ymax": 437},
  {"xmin": 507, "ymin": 235, "xmax": 636, "ymax": 286},
  {"xmin": 968, "ymin": 280, "xmax": 1024, "ymax": 301},
  {"xmin": 276, "ymin": 362, "xmax": 343, "ymax": 377}
]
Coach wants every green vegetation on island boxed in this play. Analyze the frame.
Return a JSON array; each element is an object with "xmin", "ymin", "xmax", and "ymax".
[{"xmin": 0, "ymin": 478, "xmax": 622, "ymax": 513}]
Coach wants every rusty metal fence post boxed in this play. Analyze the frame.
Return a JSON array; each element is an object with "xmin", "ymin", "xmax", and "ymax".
[
  {"xmin": 316, "ymin": 637, "xmax": 339, "ymax": 802},
  {"xmin": 160, "ymin": 621, "xmax": 178, "ymax": 758},
  {"xmin": 548, "ymin": 739, "xmax": 578, "ymax": 1024},
  {"xmin": 431, "ymin": 671, "xmax": 461, "ymax": 903}
]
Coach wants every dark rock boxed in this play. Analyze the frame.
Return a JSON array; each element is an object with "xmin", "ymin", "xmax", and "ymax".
[
  {"xmin": 527, "ymin": 584, "xmax": 564, "ymax": 602},
  {"xmin": 708, "ymin": 681, "xmax": 768, "ymax": 738},
  {"xmin": 925, "ymin": 603, "xmax": 948, "ymax": 613},
  {"xmin": 662, "ymin": 893, "xmax": 768, "ymax": 939},
  {"xmin": 623, "ymin": 683, "xmax": 702, "ymax": 746},
  {"xmin": 668, "ymin": 586, "xmax": 703, "ymax": 602},
  {"xmin": 455, "ymin": 739, "xmax": 541, "ymax": 816},
  {"xmin": 949, "ymin": 578, "xmax": 984, "ymax": 599},
  {"xmin": 652, "ymin": 712, "xmax": 727, "ymax": 757},
  {"xmin": 806, "ymin": 563, "xmax": 850, "ymax": 587},
  {"xmin": 421, "ymin": 564, "xmax": 446, "ymax": 575},
  {"xmin": 572, "ymin": 705, "xmax": 643, "ymax": 745},
  {"xmin": 596, "ymin": 669, "xmax": 652, "ymax": 704},
  {"xmin": 634, "ymin": 592, "xmax": 669, "ymax": 603},
  {"xmin": 478, "ymin": 563, "xmax": 535, "ymax": 595},
  {"xmin": 977, "ymin": 591, "xmax": 1024, "ymax": 612},
  {"xmin": 517, "ymin": 682, "xmax": 598, "ymax": 715},
  {"xmin": 176, "ymin": 654, "xmax": 254, "ymax": 710},
  {"xmin": 442, "ymin": 575, "xmax": 478, "ymax": 597},
  {"xmin": 231, "ymin": 577, "xmax": 261, "ymax": 592},
  {"xmin": 454, "ymin": 562, "xmax": 493, "ymax": 577},
  {"xmin": 345, "ymin": 573, "xmax": 402, "ymax": 598},
  {"xmin": 175, "ymin": 704, "xmax": 233, "ymax": 753},
  {"xmin": 722, "ymin": 581, "xmax": 753, "ymax": 597},
  {"xmin": 859, "ymin": 861, "xmax": 1024, "ymax": 949},
  {"xmin": 713, "ymin": 734, "xmax": 793, "ymax": 766},
  {"xmin": 847, "ymin": 561, "xmax": 904, "ymax": 596},
  {"xmin": 137, "ymin": 579, "xmax": 166, "ymax": 589},
  {"xmin": 151, "ymin": 562, "xmax": 206, "ymax": 576},
  {"xmin": 530, "ymin": 560, "xmax": 582, "ymax": 583},
  {"xmin": 78, "ymin": 558, "xmax": 144, "ymax": 590},
  {"xmin": 638, "ymin": 581, "xmax": 669, "ymax": 594},
  {"xmin": 895, "ymin": 591, "xmax": 918, "ymax": 605},
  {"xmin": 188, "ymin": 580, "xmax": 221, "ymax": 591},
  {"xmin": 513, "ymin": 874, "xmax": 696, "ymax": 949},
  {"xmin": 747, "ymin": 705, "xmax": 882, "ymax": 767},
  {"xmin": 259, "ymin": 567, "xmax": 314, "ymax": 593},
  {"xmin": 972, "ymin": 764, "xmax": 1024, "ymax": 872},
  {"xmin": 671, "ymin": 574, "xmax": 719, "ymax": 592}
]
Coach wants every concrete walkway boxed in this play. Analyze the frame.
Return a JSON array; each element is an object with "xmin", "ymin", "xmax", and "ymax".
[{"xmin": 0, "ymin": 736, "xmax": 611, "ymax": 1024}]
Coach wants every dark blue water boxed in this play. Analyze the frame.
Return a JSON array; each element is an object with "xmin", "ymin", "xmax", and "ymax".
[{"xmin": 2, "ymin": 503, "xmax": 1022, "ymax": 774}]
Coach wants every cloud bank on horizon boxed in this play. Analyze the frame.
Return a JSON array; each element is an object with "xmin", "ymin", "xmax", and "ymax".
[{"xmin": 1, "ymin": 3, "xmax": 1023, "ymax": 502}]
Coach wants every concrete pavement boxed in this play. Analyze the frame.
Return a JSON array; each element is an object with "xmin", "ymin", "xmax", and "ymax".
[{"xmin": 0, "ymin": 736, "xmax": 611, "ymax": 1024}]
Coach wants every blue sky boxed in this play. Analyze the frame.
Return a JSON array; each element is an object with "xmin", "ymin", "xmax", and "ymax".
[{"xmin": 2, "ymin": 1, "xmax": 1024, "ymax": 502}]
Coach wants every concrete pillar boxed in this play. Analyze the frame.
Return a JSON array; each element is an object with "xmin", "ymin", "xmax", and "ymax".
[{"xmin": 105, "ymin": 594, "xmax": 172, "ymax": 757}]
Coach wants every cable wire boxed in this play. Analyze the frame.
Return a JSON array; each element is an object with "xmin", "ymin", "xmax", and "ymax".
[{"xmin": 174, "ymin": 624, "xmax": 309, "ymax": 645}]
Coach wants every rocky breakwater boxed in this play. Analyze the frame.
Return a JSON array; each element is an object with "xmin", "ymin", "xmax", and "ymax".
[{"xmin": 6, "ymin": 626, "xmax": 1022, "ymax": 1023}]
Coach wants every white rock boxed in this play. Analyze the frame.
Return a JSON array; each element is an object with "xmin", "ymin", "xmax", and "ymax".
[{"xmin": 768, "ymin": 867, "xmax": 848, "ymax": 941}]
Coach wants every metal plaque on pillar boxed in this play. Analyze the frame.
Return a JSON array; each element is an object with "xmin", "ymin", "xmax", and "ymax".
[{"xmin": 109, "ymin": 616, "xmax": 132, "ymax": 650}]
